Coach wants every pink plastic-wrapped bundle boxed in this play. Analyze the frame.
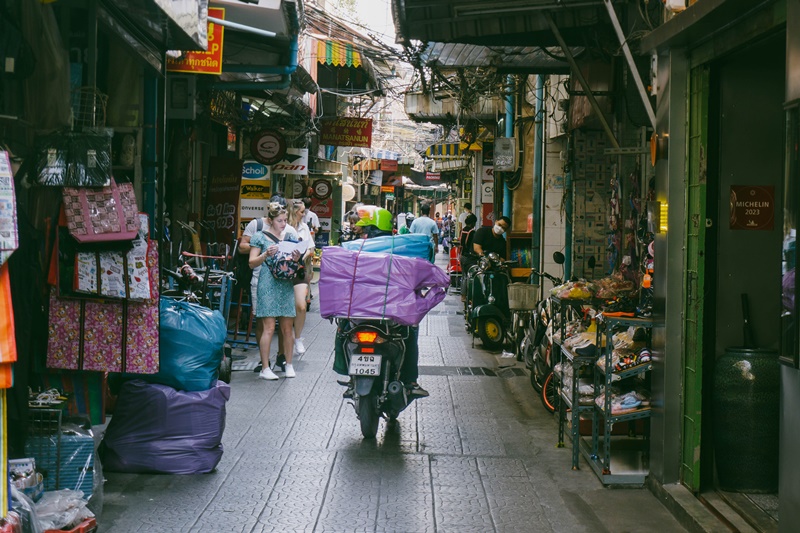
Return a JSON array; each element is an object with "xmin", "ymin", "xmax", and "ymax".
[{"xmin": 319, "ymin": 246, "xmax": 449, "ymax": 326}]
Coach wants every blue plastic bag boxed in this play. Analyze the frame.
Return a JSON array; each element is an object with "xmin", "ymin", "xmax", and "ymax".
[
  {"xmin": 341, "ymin": 234, "xmax": 433, "ymax": 260},
  {"xmin": 155, "ymin": 297, "xmax": 227, "ymax": 392}
]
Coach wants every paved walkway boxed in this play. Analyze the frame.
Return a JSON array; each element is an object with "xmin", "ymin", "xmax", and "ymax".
[{"xmin": 97, "ymin": 256, "xmax": 686, "ymax": 533}]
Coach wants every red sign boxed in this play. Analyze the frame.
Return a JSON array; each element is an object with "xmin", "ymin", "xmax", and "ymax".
[
  {"xmin": 310, "ymin": 197, "xmax": 333, "ymax": 218},
  {"xmin": 380, "ymin": 159, "xmax": 398, "ymax": 171},
  {"xmin": 426, "ymin": 172, "xmax": 441, "ymax": 181},
  {"xmin": 482, "ymin": 204, "xmax": 495, "ymax": 227},
  {"xmin": 380, "ymin": 186, "xmax": 394, "ymax": 193},
  {"xmin": 730, "ymin": 185, "xmax": 775, "ymax": 230},
  {"xmin": 204, "ymin": 156, "xmax": 243, "ymax": 247},
  {"xmin": 320, "ymin": 118, "xmax": 373, "ymax": 148},
  {"xmin": 166, "ymin": 8, "xmax": 225, "ymax": 75}
]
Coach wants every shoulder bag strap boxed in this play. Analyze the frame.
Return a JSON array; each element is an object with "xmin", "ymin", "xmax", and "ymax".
[{"xmin": 264, "ymin": 231, "xmax": 281, "ymax": 244}]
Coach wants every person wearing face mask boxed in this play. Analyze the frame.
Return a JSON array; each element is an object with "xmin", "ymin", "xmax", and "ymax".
[{"xmin": 472, "ymin": 215, "xmax": 511, "ymax": 259}]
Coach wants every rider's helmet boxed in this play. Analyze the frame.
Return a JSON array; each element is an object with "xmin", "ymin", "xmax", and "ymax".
[
  {"xmin": 355, "ymin": 205, "xmax": 393, "ymax": 232},
  {"xmin": 405, "ymin": 212, "xmax": 415, "ymax": 221}
]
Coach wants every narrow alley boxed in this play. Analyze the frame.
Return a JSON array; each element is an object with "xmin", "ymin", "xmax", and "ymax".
[{"xmin": 98, "ymin": 271, "xmax": 685, "ymax": 533}]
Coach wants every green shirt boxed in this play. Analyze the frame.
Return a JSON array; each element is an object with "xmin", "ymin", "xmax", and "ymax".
[{"xmin": 398, "ymin": 226, "xmax": 410, "ymax": 234}]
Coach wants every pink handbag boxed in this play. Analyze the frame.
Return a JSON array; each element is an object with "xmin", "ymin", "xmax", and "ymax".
[{"xmin": 62, "ymin": 178, "xmax": 139, "ymax": 243}]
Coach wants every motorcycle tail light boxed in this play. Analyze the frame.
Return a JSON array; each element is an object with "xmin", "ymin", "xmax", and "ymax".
[{"xmin": 351, "ymin": 330, "xmax": 385, "ymax": 344}]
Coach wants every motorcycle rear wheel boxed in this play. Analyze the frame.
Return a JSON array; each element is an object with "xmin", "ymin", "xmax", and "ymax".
[
  {"xmin": 478, "ymin": 317, "xmax": 505, "ymax": 351},
  {"xmin": 357, "ymin": 392, "xmax": 380, "ymax": 439},
  {"xmin": 541, "ymin": 371, "xmax": 558, "ymax": 414},
  {"xmin": 531, "ymin": 340, "xmax": 551, "ymax": 393}
]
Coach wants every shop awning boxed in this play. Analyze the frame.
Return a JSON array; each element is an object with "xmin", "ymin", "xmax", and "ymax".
[
  {"xmin": 318, "ymin": 40, "xmax": 362, "ymax": 68},
  {"xmin": 425, "ymin": 143, "xmax": 465, "ymax": 158}
]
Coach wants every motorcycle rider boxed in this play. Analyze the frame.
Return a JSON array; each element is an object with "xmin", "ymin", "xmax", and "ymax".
[
  {"xmin": 473, "ymin": 215, "xmax": 511, "ymax": 258},
  {"xmin": 333, "ymin": 206, "xmax": 429, "ymax": 398}
]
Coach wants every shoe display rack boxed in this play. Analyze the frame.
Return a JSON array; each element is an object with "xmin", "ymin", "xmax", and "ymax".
[
  {"xmin": 551, "ymin": 295, "xmax": 598, "ymax": 470},
  {"xmin": 581, "ymin": 315, "xmax": 654, "ymax": 486}
]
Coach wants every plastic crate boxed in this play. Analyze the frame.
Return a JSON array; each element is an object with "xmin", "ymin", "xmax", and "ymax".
[{"xmin": 45, "ymin": 517, "xmax": 97, "ymax": 533}]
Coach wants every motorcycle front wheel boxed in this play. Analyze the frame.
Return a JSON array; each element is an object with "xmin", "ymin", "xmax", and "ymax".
[
  {"xmin": 357, "ymin": 392, "xmax": 380, "ymax": 439},
  {"xmin": 477, "ymin": 317, "xmax": 505, "ymax": 351},
  {"xmin": 530, "ymin": 339, "xmax": 551, "ymax": 393}
]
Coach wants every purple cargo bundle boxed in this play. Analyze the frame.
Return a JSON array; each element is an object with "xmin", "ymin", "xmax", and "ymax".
[{"xmin": 319, "ymin": 246, "xmax": 449, "ymax": 326}]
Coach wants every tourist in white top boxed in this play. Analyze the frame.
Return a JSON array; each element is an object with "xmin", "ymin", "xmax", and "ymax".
[{"xmin": 289, "ymin": 199, "xmax": 316, "ymax": 356}]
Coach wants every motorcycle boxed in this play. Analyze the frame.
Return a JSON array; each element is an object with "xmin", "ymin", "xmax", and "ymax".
[
  {"xmin": 463, "ymin": 252, "xmax": 517, "ymax": 351},
  {"xmin": 338, "ymin": 319, "xmax": 421, "ymax": 439},
  {"xmin": 519, "ymin": 252, "xmax": 566, "ymax": 393}
]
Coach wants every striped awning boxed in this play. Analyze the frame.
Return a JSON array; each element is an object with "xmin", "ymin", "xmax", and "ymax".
[
  {"xmin": 424, "ymin": 143, "xmax": 465, "ymax": 158},
  {"xmin": 318, "ymin": 40, "xmax": 362, "ymax": 69}
]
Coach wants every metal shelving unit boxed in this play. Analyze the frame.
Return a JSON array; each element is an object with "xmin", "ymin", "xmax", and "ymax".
[{"xmin": 581, "ymin": 315, "xmax": 655, "ymax": 486}]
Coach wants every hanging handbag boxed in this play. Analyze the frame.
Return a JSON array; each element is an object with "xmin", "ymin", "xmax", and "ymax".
[{"xmin": 62, "ymin": 178, "xmax": 139, "ymax": 243}]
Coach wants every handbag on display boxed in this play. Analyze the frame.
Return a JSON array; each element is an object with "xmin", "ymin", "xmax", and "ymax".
[
  {"xmin": 34, "ymin": 132, "xmax": 112, "ymax": 187},
  {"xmin": 62, "ymin": 178, "xmax": 139, "ymax": 243}
]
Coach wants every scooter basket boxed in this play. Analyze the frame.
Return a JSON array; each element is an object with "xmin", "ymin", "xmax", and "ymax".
[{"xmin": 507, "ymin": 283, "xmax": 539, "ymax": 310}]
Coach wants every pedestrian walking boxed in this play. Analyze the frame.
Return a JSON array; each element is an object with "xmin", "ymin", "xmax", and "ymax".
[
  {"xmin": 248, "ymin": 202, "xmax": 302, "ymax": 380},
  {"xmin": 289, "ymin": 199, "xmax": 315, "ymax": 357},
  {"xmin": 409, "ymin": 202, "xmax": 439, "ymax": 261}
]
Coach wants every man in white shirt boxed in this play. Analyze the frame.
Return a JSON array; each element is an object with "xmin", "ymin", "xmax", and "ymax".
[{"xmin": 302, "ymin": 198, "xmax": 320, "ymax": 239}]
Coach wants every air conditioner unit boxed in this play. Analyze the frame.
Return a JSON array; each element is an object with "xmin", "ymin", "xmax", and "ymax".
[{"xmin": 167, "ymin": 75, "xmax": 197, "ymax": 120}]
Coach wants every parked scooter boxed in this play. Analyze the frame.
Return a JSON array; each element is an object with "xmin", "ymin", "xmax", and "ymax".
[
  {"xmin": 520, "ymin": 252, "xmax": 566, "ymax": 393},
  {"xmin": 464, "ymin": 252, "xmax": 517, "ymax": 350},
  {"xmin": 338, "ymin": 319, "xmax": 422, "ymax": 439}
]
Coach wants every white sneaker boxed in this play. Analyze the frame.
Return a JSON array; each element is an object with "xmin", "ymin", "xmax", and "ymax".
[
  {"xmin": 258, "ymin": 368, "xmax": 279, "ymax": 380},
  {"xmin": 284, "ymin": 364, "xmax": 296, "ymax": 378},
  {"xmin": 294, "ymin": 338, "xmax": 306, "ymax": 355}
]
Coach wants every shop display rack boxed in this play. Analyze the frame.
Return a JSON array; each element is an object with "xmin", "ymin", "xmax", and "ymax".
[
  {"xmin": 581, "ymin": 315, "xmax": 655, "ymax": 486},
  {"xmin": 550, "ymin": 295, "xmax": 600, "ymax": 470}
]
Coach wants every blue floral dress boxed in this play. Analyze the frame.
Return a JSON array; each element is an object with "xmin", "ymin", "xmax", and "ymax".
[{"xmin": 250, "ymin": 228, "xmax": 298, "ymax": 318}]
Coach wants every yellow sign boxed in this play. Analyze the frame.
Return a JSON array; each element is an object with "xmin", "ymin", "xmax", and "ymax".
[{"xmin": 166, "ymin": 7, "xmax": 225, "ymax": 75}]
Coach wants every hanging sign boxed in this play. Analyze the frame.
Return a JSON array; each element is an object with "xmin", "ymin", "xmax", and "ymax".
[
  {"xmin": 482, "ymin": 165, "xmax": 494, "ymax": 182},
  {"xmin": 368, "ymin": 170, "xmax": 383, "ymax": 186},
  {"xmin": 166, "ymin": 7, "xmax": 226, "ymax": 75},
  {"xmin": 380, "ymin": 159, "xmax": 398, "ymax": 172},
  {"xmin": 312, "ymin": 179, "xmax": 332, "ymax": 200},
  {"xmin": 380, "ymin": 186, "xmax": 394, "ymax": 193},
  {"xmin": 426, "ymin": 172, "xmax": 441, "ymax": 181},
  {"xmin": 730, "ymin": 185, "xmax": 775, "ymax": 231},
  {"xmin": 320, "ymin": 118, "xmax": 373, "ymax": 148},
  {"xmin": 310, "ymin": 197, "xmax": 333, "ymax": 218},
  {"xmin": 272, "ymin": 148, "xmax": 308, "ymax": 175},
  {"xmin": 204, "ymin": 157, "xmax": 243, "ymax": 247},
  {"xmin": 482, "ymin": 181, "xmax": 494, "ymax": 203},
  {"xmin": 239, "ymin": 161, "xmax": 270, "ymax": 231},
  {"xmin": 250, "ymin": 129, "xmax": 287, "ymax": 165}
]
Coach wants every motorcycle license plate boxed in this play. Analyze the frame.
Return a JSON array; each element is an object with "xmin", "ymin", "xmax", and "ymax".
[{"xmin": 349, "ymin": 354, "xmax": 382, "ymax": 376}]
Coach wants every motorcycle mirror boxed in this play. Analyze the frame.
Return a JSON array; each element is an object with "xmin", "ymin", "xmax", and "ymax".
[
  {"xmin": 553, "ymin": 251, "xmax": 565, "ymax": 265},
  {"xmin": 588, "ymin": 255, "xmax": 596, "ymax": 269}
]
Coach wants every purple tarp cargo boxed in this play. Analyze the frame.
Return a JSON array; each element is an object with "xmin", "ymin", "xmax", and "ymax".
[
  {"xmin": 319, "ymin": 246, "xmax": 449, "ymax": 326},
  {"xmin": 100, "ymin": 379, "xmax": 230, "ymax": 474}
]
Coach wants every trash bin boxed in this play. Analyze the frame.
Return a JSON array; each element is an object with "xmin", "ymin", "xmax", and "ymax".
[{"xmin": 712, "ymin": 347, "xmax": 780, "ymax": 493}]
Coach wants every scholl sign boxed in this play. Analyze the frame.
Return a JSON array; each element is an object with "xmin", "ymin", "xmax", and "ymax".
[{"xmin": 242, "ymin": 161, "xmax": 269, "ymax": 180}]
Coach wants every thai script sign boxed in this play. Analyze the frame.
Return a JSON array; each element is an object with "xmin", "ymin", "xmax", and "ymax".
[
  {"xmin": 204, "ymin": 156, "xmax": 242, "ymax": 247},
  {"xmin": 320, "ymin": 118, "xmax": 373, "ymax": 148},
  {"xmin": 730, "ymin": 185, "xmax": 774, "ymax": 231},
  {"xmin": 166, "ymin": 7, "xmax": 225, "ymax": 75}
]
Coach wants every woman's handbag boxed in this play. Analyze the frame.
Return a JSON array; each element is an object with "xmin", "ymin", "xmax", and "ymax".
[
  {"xmin": 264, "ymin": 232, "xmax": 301, "ymax": 280},
  {"xmin": 62, "ymin": 178, "xmax": 139, "ymax": 243}
]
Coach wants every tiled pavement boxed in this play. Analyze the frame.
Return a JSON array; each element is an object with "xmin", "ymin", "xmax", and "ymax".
[{"xmin": 97, "ymin": 255, "xmax": 686, "ymax": 533}]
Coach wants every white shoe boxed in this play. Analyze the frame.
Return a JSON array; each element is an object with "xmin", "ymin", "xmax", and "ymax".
[
  {"xmin": 294, "ymin": 338, "xmax": 306, "ymax": 355},
  {"xmin": 258, "ymin": 368, "xmax": 279, "ymax": 380},
  {"xmin": 285, "ymin": 364, "xmax": 296, "ymax": 378}
]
